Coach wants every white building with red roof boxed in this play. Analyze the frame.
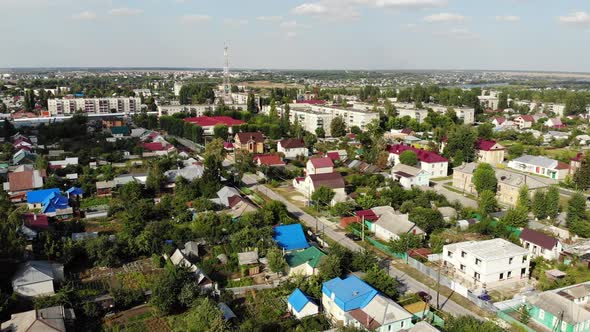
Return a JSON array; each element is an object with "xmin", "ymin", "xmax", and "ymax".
[
  {"xmin": 184, "ymin": 116, "xmax": 245, "ymax": 135},
  {"xmin": 514, "ymin": 115, "xmax": 535, "ymax": 129},
  {"xmin": 306, "ymin": 157, "xmax": 334, "ymax": 175},
  {"xmin": 387, "ymin": 144, "xmax": 448, "ymax": 177},
  {"xmin": 254, "ymin": 154, "xmax": 285, "ymax": 167},
  {"xmin": 277, "ymin": 139, "xmax": 307, "ymax": 159},
  {"xmin": 476, "ymin": 139, "xmax": 505, "ymax": 165}
]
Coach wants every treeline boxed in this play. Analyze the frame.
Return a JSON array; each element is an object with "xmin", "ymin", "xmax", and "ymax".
[
  {"xmin": 159, "ymin": 116, "xmax": 204, "ymax": 143},
  {"xmin": 396, "ymin": 86, "xmax": 482, "ymax": 110},
  {"xmin": 179, "ymin": 83, "xmax": 215, "ymax": 105}
]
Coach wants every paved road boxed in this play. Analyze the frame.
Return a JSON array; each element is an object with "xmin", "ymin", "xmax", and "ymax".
[
  {"xmin": 254, "ymin": 184, "xmax": 483, "ymax": 319},
  {"xmin": 432, "ymin": 183, "xmax": 478, "ymax": 209}
]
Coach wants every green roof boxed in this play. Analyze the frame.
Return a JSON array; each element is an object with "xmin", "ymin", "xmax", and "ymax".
[
  {"xmin": 285, "ymin": 246, "xmax": 326, "ymax": 269},
  {"xmin": 111, "ymin": 126, "xmax": 130, "ymax": 135}
]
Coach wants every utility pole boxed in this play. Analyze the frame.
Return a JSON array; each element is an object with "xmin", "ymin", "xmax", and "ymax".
[
  {"xmin": 436, "ymin": 260, "xmax": 441, "ymax": 310},
  {"xmin": 223, "ymin": 42, "xmax": 233, "ymax": 104},
  {"xmin": 361, "ymin": 215, "xmax": 365, "ymax": 242}
]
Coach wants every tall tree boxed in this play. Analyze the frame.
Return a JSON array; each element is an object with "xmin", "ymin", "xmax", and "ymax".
[
  {"xmin": 203, "ymin": 138, "xmax": 227, "ymax": 182},
  {"xmin": 497, "ymin": 92, "xmax": 508, "ymax": 109},
  {"xmin": 266, "ymin": 248, "xmax": 287, "ymax": 274},
  {"xmin": 564, "ymin": 92, "xmax": 588, "ymax": 115},
  {"xmin": 330, "ymin": 116, "xmax": 346, "ymax": 137},
  {"xmin": 409, "ymin": 207, "xmax": 444, "ymax": 234},
  {"xmin": 545, "ymin": 187, "xmax": 560, "ymax": 219},
  {"xmin": 501, "ymin": 206, "xmax": 529, "ymax": 228},
  {"xmin": 517, "ymin": 185, "xmax": 530, "ymax": 211},
  {"xmin": 318, "ymin": 255, "xmax": 342, "ymax": 280},
  {"xmin": 443, "ymin": 125, "xmax": 477, "ymax": 163},
  {"xmin": 567, "ymin": 193, "xmax": 590, "ymax": 237},
  {"xmin": 532, "ymin": 190, "xmax": 547, "ymax": 220},
  {"xmin": 269, "ymin": 98, "xmax": 278, "ymax": 122},
  {"xmin": 473, "ymin": 163, "xmax": 497, "ymax": 194},
  {"xmin": 574, "ymin": 152, "xmax": 590, "ymax": 190},
  {"xmin": 478, "ymin": 190, "xmax": 498, "ymax": 215},
  {"xmin": 312, "ymin": 186, "xmax": 335, "ymax": 207}
]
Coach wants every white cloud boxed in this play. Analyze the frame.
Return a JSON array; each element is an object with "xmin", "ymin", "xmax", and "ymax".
[
  {"xmin": 293, "ymin": 3, "xmax": 329, "ymax": 15},
  {"xmin": 292, "ymin": 0, "xmax": 448, "ymax": 20},
  {"xmin": 256, "ymin": 16, "xmax": 284, "ymax": 22},
  {"xmin": 495, "ymin": 15, "xmax": 520, "ymax": 22},
  {"xmin": 224, "ymin": 18, "xmax": 248, "ymax": 26},
  {"xmin": 109, "ymin": 8, "xmax": 144, "ymax": 16},
  {"xmin": 558, "ymin": 12, "xmax": 590, "ymax": 25},
  {"xmin": 434, "ymin": 28, "xmax": 478, "ymax": 39},
  {"xmin": 180, "ymin": 14, "xmax": 211, "ymax": 24},
  {"xmin": 373, "ymin": 0, "xmax": 447, "ymax": 9},
  {"xmin": 72, "ymin": 11, "xmax": 97, "ymax": 21},
  {"xmin": 423, "ymin": 12, "xmax": 465, "ymax": 23}
]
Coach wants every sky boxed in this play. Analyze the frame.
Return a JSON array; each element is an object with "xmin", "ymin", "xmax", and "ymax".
[{"xmin": 1, "ymin": 0, "xmax": 590, "ymax": 72}]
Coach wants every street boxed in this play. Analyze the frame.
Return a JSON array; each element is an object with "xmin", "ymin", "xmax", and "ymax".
[{"xmin": 254, "ymin": 183, "xmax": 484, "ymax": 319}]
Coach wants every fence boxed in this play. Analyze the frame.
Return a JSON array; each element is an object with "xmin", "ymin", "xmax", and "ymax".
[
  {"xmin": 496, "ymin": 308, "xmax": 536, "ymax": 332},
  {"xmin": 350, "ymin": 228, "xmax": 407, "ymax": 260}
]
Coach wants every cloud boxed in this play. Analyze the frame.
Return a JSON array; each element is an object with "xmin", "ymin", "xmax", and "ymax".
[
  {"xmin": 423, "ymin": 12, "xmax": 465, "ymax": 22},
  {"xmin": 256, "ymin": 16, "xmax": 284, "ymax": 22},
  {"xmin": 109, "ymin": 8, "xmax": 144, "ymax": 16},
  {"xmin": 558, "ymin": 11, "xmax": 590, "ymax": 25},
  {"xmin": 495, "ymin": 15, "xmax": 520, "ymax": 22},
  {"xmin": 72, "ymin": 11, "xmax": 97, "ymax": 21},
  {"xmin": 293, "ymin": 3, "xmax": 329, "ymax": 15},
  {"xmin": 224, "ymin": 18, "xmax": 248, "ymax": 26},
  {"xmin": 373, "ymin": 0, "xmax": 447, "ymax": 9},
  {"xmin": 180, "ymin": 14, "xmax": 211, "ymax": 24},
  {"xmin": 434, "ymin": 28, "xmax": 478, "ymax": 39}
]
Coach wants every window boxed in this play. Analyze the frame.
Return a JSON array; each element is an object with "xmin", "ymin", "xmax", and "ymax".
[
  {"xmin": 523, "ymin": 256, "xmax": 527, "ymax": 263},
  {"xmin": 461, "ymin": 251, "xmax": 467, "ymax": 258},
  {"xmin": 474, "ymin": 272, "xmax": 480, "ymax": 280},
  {"xmin": 400, "ymin": 321, "xmax": 404, "ymax": 328},
  {"xmin": 509, "ymin": 257, "xmax": 513, "ymax": 264},
  {"xmin": 499, "ymin": 273, "xmax": 504, "ymax": 280},
  {"xmin": 539, "ymin": 309, "xmax": 545, "ymax": 319},
  {"xmin": 508, "ymin": 271, "xmax": 512, "ymax": 278},
  {"xmin": 460, "ymin": 264, "xmax": 466, "ymax": 272},
  {"xmin": 447, "ymin": 251, "xmax": 453, "ymax": 258},
  {"xmin": 475, "ymin": 258, "xmax": 481, "ymax": 266}
]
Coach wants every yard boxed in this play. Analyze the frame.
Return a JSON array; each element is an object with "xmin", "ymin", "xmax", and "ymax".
[{"xmin": 103, "ymin": 305, "xmax": 171, "ymax": 332}]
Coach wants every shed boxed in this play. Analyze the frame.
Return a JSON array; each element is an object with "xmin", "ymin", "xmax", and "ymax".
[
  {"xmin": 287, "ymin": 288, "xmax": 318, "ymax": 319},
  {"xmin": 238, "ymin": 251, "xmax": 260, "ymax": 276}
]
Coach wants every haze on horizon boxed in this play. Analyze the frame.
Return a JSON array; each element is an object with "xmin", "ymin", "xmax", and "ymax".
[{"xmin": 2, "ymin": 0, "xmax": 590, "ymax": 73}]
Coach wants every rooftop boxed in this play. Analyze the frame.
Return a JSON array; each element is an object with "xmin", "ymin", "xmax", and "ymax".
[
  {"xmin": 285, "ymin": 246, "xmax": 326, "ymax": 269},
  {"xmin": 309, "ymin": 157, "xmax": 334, "ymax": 169},
  {"xmin": 388, "ymin": 144, "xmax": 448, "ymax": 163},
  {"xmin": 528, "ymin": 291, "xmax": 590, "ymax": 325},
  {"xmin": 445, "ymin": 238, "xmax": 528, "ymax": 261},
  {"xmin": 520, "ymin": 228, "xmax": 558, "ymax": 250},
  {"xmin": 288, "ymin": 288, "xmax": 315, "ymax": 313},
  {"xmin": 184, "ymin": 116, "xmax": 245, "ymax": 127},
  {"xmin": 322, "ymin": 275, "xmax": 378, "ymax": 312},
  {"xmin": 273, "ymin": 224, "xmax": 309, "ymax": 251}
]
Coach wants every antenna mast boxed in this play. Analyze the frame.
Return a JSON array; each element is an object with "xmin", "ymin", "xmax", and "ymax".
[{"xmin": 223, "ymin": 42, "xmax": 232, "ymax": 103}]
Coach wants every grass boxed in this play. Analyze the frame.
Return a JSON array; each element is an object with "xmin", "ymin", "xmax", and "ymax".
[{"xmin": 81, "ymin": 196, "xmax": 111, "ymax": 208}]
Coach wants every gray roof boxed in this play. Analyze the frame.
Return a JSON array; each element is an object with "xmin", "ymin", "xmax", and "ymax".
[
  {"xmin": 0, "ymin": 306, "xmax": 74, "ymax": 332},
  {"xmin": 238, "ymin": 251, "xmax": 259, "ymax": 266},
  {"xmin": 528, "ymin": 291, "xmax": 590, "ymax": 325},
  {"xmin": 408, "ymin": 321, "xmax": 440, "ymax": 332},
  {"xmin": 165, "ymin": 164, "xmax": 204, "ymax": 182},
  {"xmin": 392, "ymin": 164, "xmax": 424, "ymax": 177},
  {"xmin": 372, "ymin": 206, "xmax": 425, "ymax": 236},
  {"xmin": 12, "ymin": 261, "xmax": 63, "ymax": 287},
  {"xmin": 511, "ymin": 155, "xmax": 558, "ymax": 169},
  {"xmin": 215, "ymin": 186, "xmax": 241, "ymax": 207},
  {"xmin": 454, "ymin": 162, "xmax": 548, "ymax": 189}
]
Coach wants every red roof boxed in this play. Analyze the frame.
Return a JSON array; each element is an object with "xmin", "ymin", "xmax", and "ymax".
[
  {"xmin": 309, "ymin": 172, "xmax": 345, "ymax": 189},
  {"xmin": 142, "ymin": 142, "xmax": 172, "ymax": 152},
  {"xmin": 254, "ymin": 154, "xmax": 285, "ymax": 166},
  {"xmin": 223, "ymin": 142, "xmax": 234, "ymax": 149},
  {"xmin": 184, "ymin": 116, "xmax": 245, "ymax": 127},
  {"xmin": 556, "ymin": 161, "xmax": 571, "ymax": 170},
  {"xmin": 236, "ymin": 132, "xmax": 264, "ymax": 144},
  {"xmin": 279, "ymin": 138, "xmax": 305, "ymax": 149},
  {"xmin": 348, "ymin": 309, "xmax": 381, "ymax": 330},
  {"xmin": 517, "ymin": 115, "xmax": 534, "ymax": 122},
  {"xmin": 309, "ymin": 157, "xmax": 334, "ymax": 169},
  {"xmin": 355, "ymin": 209, "xmax": 379, "ymax": 221},
  {"xmin": 8, "ymin": 170, "xmax": 45, "ymax": 192},
  {"xmin": 520, "ymin": 228, "xmax": 558, "ymax": 250},
  {"xmin": 295, "ymin": 100, "xmax": 326, "ymax": 105},
  {"xmin": 572, "ymin": 153, "xmax": 584, "ymax": 162},
  {"xmin": 493, "ymin": 117, "xmax": 506, "ymax": 124},
  {"xmin": 401, "ymin": 128, "xmax": 414, "ymax": 135},
  {"xmin": 22, "ymin": 213, "xmax": 49, "ymax": 229},
  {"xmin": 387, "ymin": 144, "xmax": 448, "ymax": 163},
  {"xmin": 476, "ymin": 139, "xmax": 502, "ymax": 151},
  {"xmin": 326, "ymin": 152, "xmax": 340, "ymax": 161}
]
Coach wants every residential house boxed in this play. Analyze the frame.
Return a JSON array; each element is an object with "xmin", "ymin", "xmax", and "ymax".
[
  {"xmin": 285, "ymin": 246, "xmax": 326, "ymax": 277},
  {"xmin": 371, "ymin": 206, "xmax": 425, "ymax": 242},
  {"xmin": 544, "ymin": 118, "xmax": 565, "ymax": 128},
  {"xmin": 183, "ymin": 116, "xmax": 245, "ymax": 135},
  {"xmin": 442, "ymin": 238, "xmax": 530, "ymax": 287},
  {"xmin": 519, "ymin": 228, "xmax": 563, "ymax": 261},
  {"xmin": 575, "ymin": 135, "xmax": 590, "ymax": 146},
  {"xmin": 322, "ymin": 275, "xmax": 414, "ymax": 331},
  {"xmin": 26, "ymin": 188, "xmax": 61, "ymax": 209},
  {"xmin": 391, "ymin": 164, "xmax": 431, "ymax": 189},
  {"xmin": 254, "ymin": 154, "xmax": 286, "ymax": 167},
  {"xmin": 453, "ymin": 162, "xmax": 549, "ymax": 206},
  {"xmin": 527, "ymin": 286, "xmax": 590, "ymax": 332},
  {"xmin": 1, "ymin": 306, "xmax": 76, "ymax": 332},
  {"xmin": 388, "ymin": 144, "xmax": 448, "ymax": 177},
  {"xmin": 476, "ymin": 139, "xmax": 505, "ymax": 165},
  {"xmin": 141, "ymin": 142, "xmax": 176, "ymax": 156},
  {"xmin": 49, "ymin": 157, "xmax": 78, "ymax": 170},
  {"xmin": 288, "ymin": 288, "xmax": 319, "ymax": 320},
  {"xmin": 278, "ymin": 139, "xmax": 307, "ymax": 159},
  {"xmin": 571, "ymin": 153, "xmax": 584, "ymax": 175},
  {"xmin": 95, "ymin": 181, "xmax": 116, "ymax": 196},
  {"xmin": 544, "ymin": 130, "xmax": 570, "ymax": 143},
  {"xmin": 293, "ymin": 172, "xmax": 347, "ymax": 205},
  {"xmin": 12, "ymin": 261, "xmax": 64, "ymax": 297},
  {"xmin": 508, "ymin": 155, "xmax": 570, "ymax": 180},
  {"xmin": 234, "ymin": 132, "xmax": 264, "ymax": 154},
  {"xmin": 491, "ymin": 117, "xmax": 506, "ymax": 127},
  {"xmin": 13, "ymin": 149, "xmax": 36, "ymax": 165},
  {"xmin": 110, "ymin": 126, "xmax": 130, "ymax": 138},
  {"xmin": 273, "ymin": 224, "xmax": 309, "ymax": 251},
  {"xmin": 167, "ymin": 249, "xmax": 212, "ymax": 288},
  {"xmin": 164, "ymin": 164, "xmax": 204, "ymax": 184},
  {"xmin": 102, "ymin": 118, "xmax": 124, "ymax": 129},
  {"xmin": 211, "ymin": 186, "xmax": 241, "ymax": 208},
  {"xmin": 514, "ymin": 115, "xmax": 535, "ymax": 129},
  {"xmin": 3, "ymin": 167, "xmax": 46, "ymax": 201},
  {"xmin": 306, "ymin": 157, "xmax": 334, "ymax": 175}
]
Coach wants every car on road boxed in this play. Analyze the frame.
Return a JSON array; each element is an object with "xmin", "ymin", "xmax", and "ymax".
[
  {"xmin": 416, "ymin": 291, "xmax": 432, "ymax": 302},
  {"xmin": 345, "ymin": 233, "xmax": 361, "ymax": 241}
]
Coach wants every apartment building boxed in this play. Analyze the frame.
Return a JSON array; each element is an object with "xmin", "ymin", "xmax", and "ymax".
[
  {"xmin": 394, "ymin": 102, "xmax": 475, "ymax": 124},
  {"xmin": 48, "ymin": 97, "xmax": 141, "ymax": 116},
  {"xmin": 443, "ymin": 238, "xmax": 530, "ymax": 287}
]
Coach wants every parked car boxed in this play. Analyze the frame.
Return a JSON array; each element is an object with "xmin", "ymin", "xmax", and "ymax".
[
  {"xmin": 345, "ymin": 233, "xmax": 361, "ymax": 241},
  {"xmin": 416, "ymin": 291, "xmax": 432, "ymax": 302}
]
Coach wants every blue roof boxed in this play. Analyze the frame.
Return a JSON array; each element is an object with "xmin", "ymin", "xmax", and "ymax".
[
  {"xmin": 273, "ymin": 224, "xmax": 309, "ymax": 251},
  {"xmin": 26, "ymin": 188, "xmax": 61, "ymax": 204},
  {"xmin": 322, "ymin": 275, "xmax": 378, "ymax": 312},
  {"xmin": 66, "ymin": 187, "xmax": 85, "ymax": 195},
  {"xmin": 288, "ymin": 288, "xmax": 314, "ymax": 312},
  {"xmin": 41, "ymin": 192, "xmax": 70, "ymax": 213}
]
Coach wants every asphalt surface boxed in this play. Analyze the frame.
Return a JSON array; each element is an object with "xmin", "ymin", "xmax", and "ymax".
[{"xmin": 254, "ymin": 183, "xmax": 484, "ymax": 319}]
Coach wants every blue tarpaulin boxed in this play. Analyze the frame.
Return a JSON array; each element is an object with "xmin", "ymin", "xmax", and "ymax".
[{"xmin": 273, "ymin": 224, "xmax": 309, "ymax": 251}]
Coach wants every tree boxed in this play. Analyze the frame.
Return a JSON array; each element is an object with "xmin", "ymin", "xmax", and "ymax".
[
  {"xmin": 501, "ymin": 206, "xmax": 529, "ymax": 228},
  {"xmin": 443, "ymin": 125, "xmax": 477, "ymax": 164},
  {"xmin": 574, "ymin": 152, "xmax": 590, "ymax": 190},
  {"xmin": 565, "ymin": 92, "xmax": 588, "ymax": 115},
  {"xmin": 473, "ymin": 163, "xmax": 497, "ymax": 194},
  {"xmin": 567, "ymin": 193, "xmax": 590, "ymax": 237},
  {"xmin": 330, "ymin": 202, "xmax": 355, "ymax": 217},
  {"xmin": 546, "ymin": 187, "xmax": 560, "ymax": 219},
  {"xmin": 151, "ymin": 265, "xmax": 197, "ymax": 315},
  {"xmin": 478, "ymin": 190, "xmax": 498, "ymax": 215},
  {"xmin": 445, "ymin": 316, "xmax": 504, "ymax": 332},
  {"xmin": 213, "ymin": 125, "xmax": 229, "ymax": 139},
  {"xmin": 203, "ymin": 138, "xmax": 227, "ymax": 182},
  {"xmin": 247, "ymin": 93, "xmax": 257, "ymax": 113},
  {"xmin": 266, "ymin": 248, "xmax": 287, "ymax": 274},
  {"xmin": 517, "ymin": 185, "xmax": 530, "ymax": 211},
  {"xmin": 408, "ymin": 207, "xmax": 444, "ymax": 234},
  {"xmin": 146, "ymin": 161, "xmax": 165, "ymax": 195},
  {"xmin": 389, "ymin": 233, "xmax": 423, "ymax": 254},
  {"xmin": 269, "ymin": 98, "xmax": 278, "ymax": 121},
  {"xmin": 399, "ymin": 150, "xmax": 418, "ymax": 166},
  {"xmin": 477, "ymin": 123, "xmax": 494, "ymax": 140},
  {"xmin": 351, "ymin": 249, "xmax": 378, "ymax": 272},
  {"xmin": 498, "ymin": 92, "xmax": 508, "ymax": 109},
  {"xmin": 532, "ymin": 190, "xmax": 547, "ymax": 220},
  {"xmin": 363, "ymin": 265, "xmax": 399, "ymax": 299},
  {"xmin": 318, "ymin": 255, "xmax": 342, "ymax": 280},
  {"xmin": 311, "ymin": 186, "xmax": 335, "ymax": 207},
  {"xmin": 171, "ymin": 298, "xmax": 228, "ymax": 332},
  {"xmin": 330, "ymin": 116, "xmax": 346, "ymax": 137},
  {"xmin": 35, "ymin": 155, "xmax": 48, "ymax": 171},
  {"xmin": 315, "ymin": 127, "xmax": 326, "ymax": 138}
]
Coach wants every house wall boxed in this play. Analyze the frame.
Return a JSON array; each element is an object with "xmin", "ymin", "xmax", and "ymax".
[
  {"xmin": 322, "ymin": 293, "xmax": 346, "ymax": 325},
  {"xmin": 529, "ymin": 305, "xmax": 577, "ymax": 332},
  {"xmin": 507, "ymin": 160, "xmax": 567, "ymax": 180},
  {"xmin": 376, "ymin": 319, "xmax": 414, "ymax": 332},
  {"xmin": 389, "ymin": 154, "xmax": 448, "ymax": 178},
  {"xmin": 478, "ymin": 150, "xmax": 505, "ymax": 165},
  {"xmin": 278, "ymin": 145, "xmax": 307, "ymax": 159},
  {"xmin": 306, "ymin": 162, "xmax": 333, "ymax": 175},
  {"xmin": 14, "ymin": 280, "xmax": 55, "ymax": 297},
  {"xmin": 288, "ymin": 263, "xmax": 317, "ymax": 277},
  {"xmin": 374, "ymin": 223, "xmax": 400, "ymax": 242},
  {"xmin": 291, "ymin": 302, "xmax": 319, "ymax": 319},
  {"xmin": 521, "ymin": 240, "xmax": 562, "ymax": 261}
]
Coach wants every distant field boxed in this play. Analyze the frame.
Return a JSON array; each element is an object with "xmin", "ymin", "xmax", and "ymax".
[{"xmin": 240, "ymin": 80, "xmax": 303, "ymax": 88}]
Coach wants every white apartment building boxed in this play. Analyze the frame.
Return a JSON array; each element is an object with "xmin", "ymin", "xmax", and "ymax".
[
  {"xmin": 443, "ymin": 239, "xmax": 530, "ymax": 287},
  {"xmin": 174, "ymin": 82, "xmax": 184, "ymax": 96},
  {"xmin": 282, "ymin": 104, "xmax": 380, "ymax": 136},
  {"xmin": 394, "ymin": 103, "xmax": 475, "ymax": 124},
  {"xmin": 48, "ymin": 97, "xmax": 141, "ymax": 116},
  {"xmin": 157, "ymin": 104, "xmax": 213, "ymax": 117},
  {"xmin": 231, "ymin": 93, "xmax": 249, "ymax": 104}
]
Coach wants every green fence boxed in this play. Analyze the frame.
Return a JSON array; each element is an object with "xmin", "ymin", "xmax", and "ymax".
[
  {"xmin": 350, "ymin": 228, "xmax": 407, "ymax": 260},
  {"xmin": 496, "ymin": 309, "xmax": 536, "ymax": 332}
]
